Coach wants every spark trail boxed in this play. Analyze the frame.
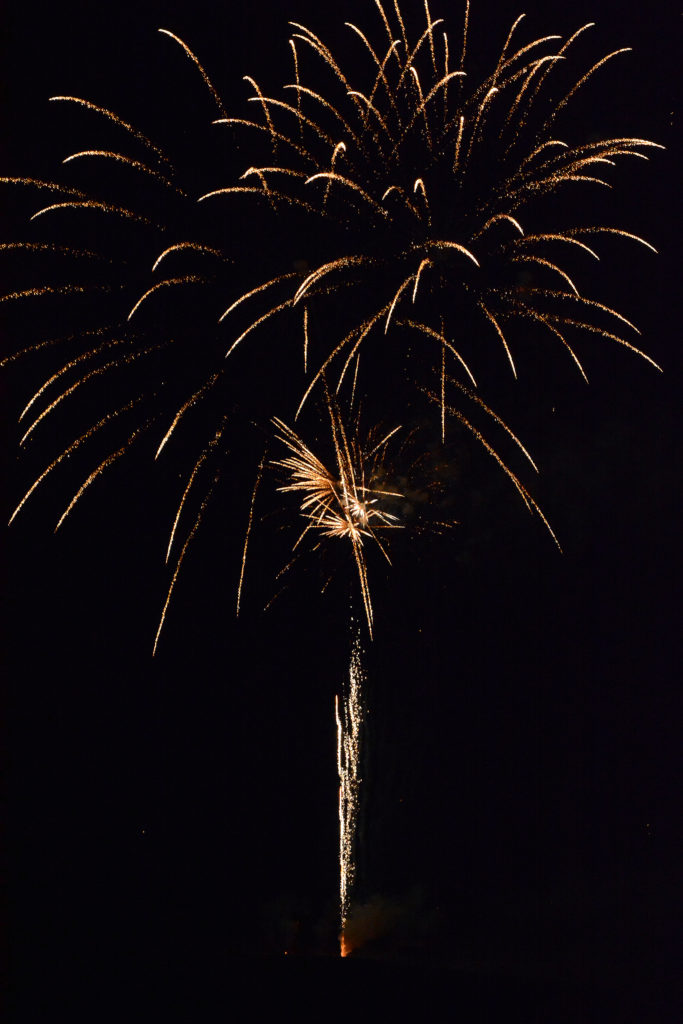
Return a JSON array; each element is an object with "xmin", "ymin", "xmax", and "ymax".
[{"xmin": 336, "ymin": 621, "xmax": 364, "ymax": 956}]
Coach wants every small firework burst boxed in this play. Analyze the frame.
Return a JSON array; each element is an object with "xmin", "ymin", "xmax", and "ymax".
[{"xmin": 271, "ymin": 395, "xmax": 404, "ymax": 634}]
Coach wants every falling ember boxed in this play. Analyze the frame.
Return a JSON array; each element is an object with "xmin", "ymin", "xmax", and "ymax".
[{"xmin": 336, "ymin": 623, "xmax": 364, "ymax": 957}]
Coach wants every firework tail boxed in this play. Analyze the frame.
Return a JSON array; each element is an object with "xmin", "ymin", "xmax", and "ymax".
[{"xmin": 336, "ymin": 618, "xmax": 365, "ymax": 956}]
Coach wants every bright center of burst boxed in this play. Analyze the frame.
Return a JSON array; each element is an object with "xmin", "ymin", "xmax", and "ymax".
[{"xmin": 348, "ymin": 498, "xmax": 369, "ymax": 526}]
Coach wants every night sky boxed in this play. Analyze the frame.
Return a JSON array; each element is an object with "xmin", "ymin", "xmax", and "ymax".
[{"xmin": 1, "ymin": 0, "xmax": 680, "ymax": 1018}]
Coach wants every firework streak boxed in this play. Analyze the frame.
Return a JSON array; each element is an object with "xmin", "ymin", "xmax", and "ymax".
[{"xmin": 336, "ymin": 624, "xmax": 364, "ymax": 956}]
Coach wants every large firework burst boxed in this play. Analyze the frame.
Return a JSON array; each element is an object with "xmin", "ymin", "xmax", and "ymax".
[{"xmin": 1, "ymin": 2, "xmax": 661, "ymax": 646}]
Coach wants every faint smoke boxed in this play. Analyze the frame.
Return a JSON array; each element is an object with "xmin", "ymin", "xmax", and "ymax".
[
  {"xmin": 342, "ymin": 887, "xmax": 442, "ymax": 956},
  {"xmin": 342, "ymin": 896, "xmax": 402, "ymax": 955}
]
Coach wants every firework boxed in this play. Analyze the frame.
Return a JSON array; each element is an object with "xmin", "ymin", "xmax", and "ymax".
[{"xmin": 2, "ymin": 5, "xmax": 663, "ymax": 961}]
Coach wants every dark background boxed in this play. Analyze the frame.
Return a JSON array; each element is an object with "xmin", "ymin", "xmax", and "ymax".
[{"xmin": 1, "ymin": 0, "xmax": 680, "ymax": 1018}]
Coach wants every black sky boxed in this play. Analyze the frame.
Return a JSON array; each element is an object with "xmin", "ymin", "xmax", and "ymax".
[{"xmin": 1, "ymin": 0, "xmax": 680, "ymax": 1017}]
